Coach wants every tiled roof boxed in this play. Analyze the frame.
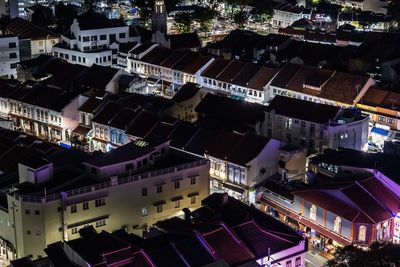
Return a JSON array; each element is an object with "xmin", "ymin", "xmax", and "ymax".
[
  {"xmin": 359, "ymin": 86, "xmax": 400, "ymax": 110},
  {"xmin": 201, "ymin": 58, "xmax": 231, "ymax": 79},
  {"xmin": 6, "ymin": 17, "xmax": 58, "ymax": 40},
  {"xmin": 171, "ymin": 83, "xmax": 200, "ymax": 103},
  {"xmin": 79, "ymin": 64, "xmax": 119, "ymax": 90},
  {"xmin": 160, "ymin": 50, "xmax": 187, "ymax": 68},
  {"xmin": 247, "ymin": 66, "xmax": 278, "ymax": 91},
  {"xmin": 216, "ymin": 60, "xmax": 247, "ymax": 83},
  {"xmin": 206, "ymin": 131, "xmax": 270, "ymax": 166},
  {"xmin": 202, "ymin": 225, "xmax": 254, "ymax": 265},
  {"xmin": 140, "ymin": 45, "xmax": 171, "ymax": 65},
  {"xmin": 78, "ymin": 97, "xmax": 103, "ymax": 114},
  {"xmin": 266, "ymin": 95, "xmax": 340, "ymax": 124},
  {"xmin": 125, "ymin": 110, "xmax": 159, "ymax": 138},
  {"xmin": 320, "ymin": 71, "xmax": 370, "ymax": 105}
]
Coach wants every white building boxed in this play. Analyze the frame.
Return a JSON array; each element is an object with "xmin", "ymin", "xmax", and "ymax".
[
  {"xmin": 52, "ymin": 12, "xmax": 139, "ymax": 67},
  {"xmin": 0, "ymin": 35, "xmax": 19, "ymax": 78},
  {"xmin": 200, "ymin": 58, "xmax": 278, "ymax": 104},
  {"xmin": 264, "ymin": 95, "xmax": 369, "ymax": 154},
  {"xmin": 0, "ymin": 140, "xmax": 209, "ymax": 259},
  {"xmin": 205, "ymin": 131, "xmax": 283, "ymax": 203},
  {"xmin": 272, "ymin": 3, "xmax": 312, "ymax": 28},
  {"xmin": 268, "ymin": 63, "xmax": 374, "ymax": 107}
]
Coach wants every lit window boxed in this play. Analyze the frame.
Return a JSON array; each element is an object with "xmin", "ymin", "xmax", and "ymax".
[
  {"xmin": 334, "ymin": 216, "xmax": 342, "ymax": 234},
  {"xmin": 358, "ymin": 225, "xmax": 366, "ymax": 242},
  {"xmin": 310, "ymin": 204, "xmax": 317, "ymax": 221},
  {"xmin": 70, "ymin": 205, "xmax": 77, "ymax": 213},
  {"xmin": 142, "ymin": 207, "xmax": 148, "ymax": 216}
]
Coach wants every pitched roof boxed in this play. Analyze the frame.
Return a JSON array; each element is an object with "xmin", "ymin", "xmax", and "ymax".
[
  {"xmin": 6, "ymin": 17, "xmax": 59, "ymax": 40},
  {"xmin": 321, "ymin": 71, "xmax": 370, "ymax": 105},
  {"xmin": 84, "ymin": 141, "xmax": 155, "ymax": 167},
  {"xmin": 79, "ymin": 64, "xmax": 119, "ymax": 90},
  {"xmin": 266, "ymin": 95, "xmax": 340, "ymax": 124},
  {"xmin": 171, "ymin": 83, "xmax": 200, "ymax": 103},
  {"xmin": 201, "ymin": 58, "xmax": 231, "ymax": 79},
  {"xmin": 167, "ymin": 32, "xmax": 201, "ymax": 50},
  {"xmin": 76, "ymin": 12, "xmax": 126, "ymax": 30},
  {"xmin": 359, "ymin": 86, "xmax": 400, "ymax": 111},
  {"xmin": 247, "ymin": 66, "xmax": 278, "ymax": 91},
  {"xmin": 125, "ymin": 110, "xmax": 159, "ymax": 138},
  {"xmin": 206, "ymin": 132, "xmax": 270, "ymax": 166}
]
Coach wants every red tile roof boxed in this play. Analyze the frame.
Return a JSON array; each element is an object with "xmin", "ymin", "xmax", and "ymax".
[
  {"xmin": 202, "ymin": 225, "xmax": 254, "ymax": 265},
  {"xmin": 359, "ymin": 86, "xmax": 400, "ymax": 110},
  {"xmin": 248, "ymin": 67, "xmax": 278, "ymax": 91}
]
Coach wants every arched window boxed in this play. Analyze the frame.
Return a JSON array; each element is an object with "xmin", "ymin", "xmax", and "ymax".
[
  {"xmin": 334, "ymin": 217, "xmax": 342, "ymax": 234},
  {"xmin": 310, "ymin": 205, "xmax": 317, "ymax": 221},
  {"xmin": 358, "ymin": 225, "xmax": 366, "ymax": 242}
]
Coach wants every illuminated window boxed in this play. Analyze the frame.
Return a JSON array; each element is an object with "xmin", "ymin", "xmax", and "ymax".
[
  {"xmin": 334, "ymin": 216, "xmax": 342, "ymax": 234},
  {"xmin": 358, "ymin": 225, "xmax": 366, "ymax": 242},
  {"xmin": 310, "ymin": 204, "xmax": 317, "ymax": 221}
]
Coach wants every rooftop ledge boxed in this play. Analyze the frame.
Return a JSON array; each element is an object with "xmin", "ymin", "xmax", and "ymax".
[{"xmin": 11, "ymin": 159, "xmax": 208, "ymax": 203}]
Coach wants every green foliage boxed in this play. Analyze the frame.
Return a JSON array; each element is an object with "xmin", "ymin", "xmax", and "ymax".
[
  {"xmin": 233, "ymin": 10, "xmax": 249, "ymax": 29},
  {"xmin": 327, "ymin": 242, "xmax": 400, "ymax": 267},
  {"xmin": 193, "ymin": 6, "xmax": 219, "ymax": 32},
  {"xmin": 131, "ymin": 0, "xmax": 183, "ymax": 24},
  {"xmin": 174, "ymin": 12, "xmax": 193, "ymax": 33}
]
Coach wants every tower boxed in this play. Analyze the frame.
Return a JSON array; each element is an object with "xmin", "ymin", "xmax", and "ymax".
[{"xmin": 152, "ymin": 0, "xmax": 167, "ymax": 34}]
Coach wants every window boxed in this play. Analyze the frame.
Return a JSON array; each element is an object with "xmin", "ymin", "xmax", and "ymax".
[
  {"xmin": 35, "ymin": 210, "xmax": 40, "ymax": 215},
  {"xmin": 64, "ymin": 54, "xmax": 69, "ymax": 60},
  {"xmin": 295, "ymin": 257, "xmax": 301, "ymax": 267},
  {"xmin": 156, "ymin": 185, "xmax": 163, "ymax": 193},
  {"xmin": 9, "ymin": 53, "xmax": 17, "ymax": 59},
  {"xmin": 96, "ymin": 219, "xmax": 106, "ymax": 228},
  {"xmin": 358, "ymin": 225, "xmax": 366, "ymax": 242},
  {"xmin": 190, "ymin": 177, "xmax": 196, "ymax": 185},
  {"xmin": 25, "ymin": 209, "xmax": 30, "ymax": 215},
  {"xmin": 9, "ymin": 42, "xmax": 16, "ymax": 48},
  {"xmin": 72, "ymin": 55, "xmax": 76, "ymax": 61},
  {"xmin": 310, "ymin": 204, "xmax": 317, "ymax": 221},
  {"xmin": 286, "ymin": 260, "xmax": 292, "ymax": 267},
  {"xmin": 388, "ymin": 117, "xmax": 395, "ymax": 125},
  {"xmin": 191, "ymin": 196, "xmax": 196, "ymax": 204},
  {"xmin": 95, "ymin": 198, "xmax": 106, "ymax": 207},
  {"xmin": 27, "ymin": 230, "xmax": 31, "ymax": 235},
  {"xmin": 119, "ymin": 32, "xmax": 126, "ymax": 38},
  {"xmin": 175, "ymin": 200, "xmax": 180, "ymax": 208},
  {"xmin": 71, "ymin": 228, "xmax": 78, "ymax": 234},
  {"xmin": 142, "ymin": 187, "xmax": 147, "ymax": 196},
  {"xmin": 174, "ymin": 181, "xmax": 180, "ymax": 189},
  {"xmin": 100, "ymin": 34, "xmax": 107, "ymax": 40},
  {"xmin": 70, "ymin": 205, "xmax": 77, "ymax": 213},
  {"xmin": 156, "ymin": 205, "xmax": 163, "ymax": 213},
  {"xmin": 83, "ymin": 36, "xmax": 90, "ymax": 42},
  {"xmin": 39, "ymin": 40, "xmax": 44, "ymax": 46},
  {"xmin": 142, "ymin": 207, "xmax": 148, "ymax": 216},
  {"xmin": 91, "ymin": 35, "xmax": 97, "ymax": 41},
  {"xmin": 334, "ymin": 216, "xmax": 342, "ymax": 234},
  {"xmin": 126, "ymin": 163, "xmax": 134, "ymax": 171},
  {"xmin": 83, "ymin": 202, "xmax": 89, "ymax": 210}
]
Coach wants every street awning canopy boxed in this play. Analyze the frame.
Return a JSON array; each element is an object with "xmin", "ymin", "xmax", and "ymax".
[{"xmin": 371, "ymin": 127, "xmax": 389, "ymax": 137}]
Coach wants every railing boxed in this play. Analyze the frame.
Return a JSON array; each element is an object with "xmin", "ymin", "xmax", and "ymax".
[{"xmin": 11, "ymin": 159, "xmax": 208, "ymax": 203}]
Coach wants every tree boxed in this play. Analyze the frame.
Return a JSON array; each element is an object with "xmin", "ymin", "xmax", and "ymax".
[
  {"xmin": 233, "ymin": 10, "xmax": 249, "ymax": 29},
  {"xmin": 174, "ymin": 12, "xmax": 193, "ymax": 33},
  {"xmin": 31, "ymin": 5, "xmax": 55, "ymax": 27},
  {"xmin": 388, "ymin": 0, "xmax": 400, "ymax": 22},
  {"xmin": 130, "ymin": 0, "xmax": 183, "ymax": 25},
  {"xmin": 193, "ymin": 6, "xmax": 219, "ymax": 33},
  {"xmin": 327, "ymin": 242, "xmax": 400, "ymax": 267},
  {"xmin": 250, "ymin": 2, "xmax": 273, "ymax": 24}
]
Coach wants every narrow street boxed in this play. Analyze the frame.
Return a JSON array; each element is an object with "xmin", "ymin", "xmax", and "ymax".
[{"xmin": 305, "ymin": 251, "xmax": 328, "ymax": 267}]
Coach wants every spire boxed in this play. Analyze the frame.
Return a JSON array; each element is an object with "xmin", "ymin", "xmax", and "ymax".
[{"xmin": 152, "ymin": 0, "xmax": 167, "ymax": 34}]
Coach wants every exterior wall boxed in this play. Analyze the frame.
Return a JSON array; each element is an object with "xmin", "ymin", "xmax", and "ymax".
[
  {"xmin": 272, "ymin": 10, "xmax": 312, "ymax": 28},
  {"xmin": 5, "ymin": 159, "xmax": 209, "ymax": 258},
  {"xmin": 31, "ymin": 38, "xmax": 58, "ymax": 56},
  {"xmin": 53, "ymin": 46, "xmax": 112, "ymax": 67},
  {"xmin": 0, "ymin": 36, "xmax": 19, "ymax": 78}
]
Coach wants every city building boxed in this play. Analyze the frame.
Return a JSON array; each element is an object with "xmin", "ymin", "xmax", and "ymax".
[
  {"xmin": 257, "ymin": 147, "xmax": 400, "ymax": 249},
  {"xmin": 52, "ymin": 12, "xmax": 137, "ymax": 67},
  {"xmin": 200, "ymin": 58, "xmax": 278, "ymax": 103},
  {"xmin": 205, "ymin": 131, "xmax": 283, "ymax": 203},
  {"xmin": 268, "ymin": 63, "xmax": 374, "ymax": 107},
  {"xmin": 0, "ymin": 35, "xmax": 19, "ymax": 78},
  {"xmin": 0, "ymin": 136, "xmax": 209, "ymax": 259},
  {"xmin": 264, "ymin": 95, "xmax": 369, "ymax": 153},
  {"xmin": 5, "ymin": 18, "xmax": 59, "ymax": 59},
  {"xmin": 272, "ymin": 2, "xmax": 312, "ymax": 28}
]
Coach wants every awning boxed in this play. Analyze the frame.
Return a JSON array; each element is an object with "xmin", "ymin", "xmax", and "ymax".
[
  {"xmin": 170, "ymin": 196, "xmax": 184, "ymax": 202},
  {"xmin": 223, "ymin": 183, "xmax": 245, "ymax": 194},
  {"xmin": 153, "ymin": 200, "xmax": 166, "ymax": 206},
  {"xmin": 371, "ymin": 127, "xmax": 389, "ymax": 137},
  {"xmin": 72, "ymin": 125, "xmax": 91, "ymax": 136},
  {"xmin": 187, "ymin": 192, "xmax": 199, "ymax": 197}
]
